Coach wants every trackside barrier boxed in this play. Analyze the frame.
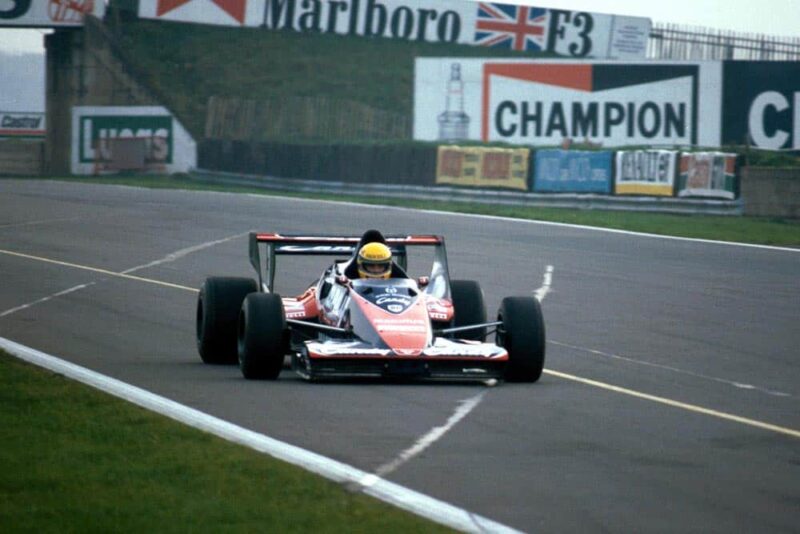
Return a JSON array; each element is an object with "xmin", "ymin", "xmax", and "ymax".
[
  {"xmin": 435, "ymin": 146, "xmax": 529, "ymax": 191},
  {"xmin": 190, "ymin": 167, "xmax": 743, "ymax": 216},
  {"xmin": 199, "ymin": 139, "xmax": 437, "ymax": 186},
  {"xmin": 677, "ymin": 152, "xmax": 739, "ymax": 200},
  {"xmin": 533, "ymin": 150, "xmax": 613, "ymax": 193},
  {"xmin": 614, "ymin": 150, "xmax": 678, "ymax": 196},
  {"xmin": 198, "ymin": 139, "xmax": 746, "ymax": 201}
]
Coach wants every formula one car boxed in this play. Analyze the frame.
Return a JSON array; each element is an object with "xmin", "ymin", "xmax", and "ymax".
[{"xmin": 195, "ymin": 230, "xmax": 545, "ymax": 382}]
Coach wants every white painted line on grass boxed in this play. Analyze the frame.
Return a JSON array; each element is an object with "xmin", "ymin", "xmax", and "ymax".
[
  {"xmin": 370, "ymin": 392, "xmax": 486, "ymax": 480},
  {"xmin": 534, "ymin": 265, "xmax": 554, "ymax": 302},
  {"xmin": 0, "ymin": 337, "xmax": 520, "ymax": 534},
  {"xmin": 0, "ymin": 283, "xmax": 96, "ymax": 318},
  {"xmin": 122, "ymin": 231, "xmax": 250, "ymax": 274},
  {"xmin": 550, "ymin": 339, "xmax": 793, "ymax": 399}
]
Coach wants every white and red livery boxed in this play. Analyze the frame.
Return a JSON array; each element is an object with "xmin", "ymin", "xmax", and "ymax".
[{"xmin": 195, "ymin": 231, "xmax": 545, "ymax": 383}]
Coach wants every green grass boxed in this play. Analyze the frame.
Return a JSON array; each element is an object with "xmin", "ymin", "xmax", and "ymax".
[
  {"xmin": 114, "ymin": 19, "xmax": 545, "ymax": 139},
  {"xmin": 7, "ymin": 175, "xmax": 800, "ymax": 247},
  {"xmin": 0, "ymin": 351, "xmax": 448, "ymax": 532}
]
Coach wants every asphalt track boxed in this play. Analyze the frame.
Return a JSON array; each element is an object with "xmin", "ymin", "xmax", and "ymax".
[{"xmin": 1, "ymin": 180, "xmax": 798, "ymax": 532}]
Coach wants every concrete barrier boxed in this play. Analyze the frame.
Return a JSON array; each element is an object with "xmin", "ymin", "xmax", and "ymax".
[
  {"xmin": 741, "ymin": 167, "xmax": 800, "ymax": 218},
  {"xmin": 0, "ymin": 140, "xmax": 44, "ymax": 176}
]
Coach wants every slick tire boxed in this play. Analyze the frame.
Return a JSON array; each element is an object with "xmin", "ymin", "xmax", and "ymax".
[
  {"xmin": 450, "ymin": 280, "xmax": 487, "ymax": 341},
  {"xmin": 196, "ymin": 277, "xmax": 258, "ymax": 364},
  {"xmin": 238, "ymin": 293, "xmax": 287, "ymax": 380},
  {"xmin": 498, "ymin": 296, "xmax": 546, "ymax": 383}
]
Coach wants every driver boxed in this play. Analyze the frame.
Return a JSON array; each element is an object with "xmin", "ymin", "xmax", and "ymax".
[{"xmin": 356, "ymin": 242, "xmax": 393, "ymax": 279}]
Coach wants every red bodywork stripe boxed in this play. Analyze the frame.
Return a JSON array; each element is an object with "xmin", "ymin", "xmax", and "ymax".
[
  {"xmin": 256, "ymin": 233, "xmax": 441, "ymax": 245},
  {"xmin": 307, "ymin": 351, "xmax": 508, "ymax": 361}
]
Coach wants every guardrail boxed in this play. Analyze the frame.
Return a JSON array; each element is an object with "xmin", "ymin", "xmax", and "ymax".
[{"xmin": 190, "ymin": 168, "xmax": 743, "ymax": 216}]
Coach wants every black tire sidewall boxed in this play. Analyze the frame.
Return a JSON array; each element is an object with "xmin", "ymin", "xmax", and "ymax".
[
  {"xmin": 450, "ymin": 280, "xmax": 487, "ymax": 341},
  {"xmin": 196, "ymin": 277, "xmax": 258, "ymax": 364},
  {"xmin": 499, "ymin": 296, "xmax": 546, "ymax": 382},
  {"xmin": 238, "ymin": 293, "xmax": 287, "ymax": 380}
]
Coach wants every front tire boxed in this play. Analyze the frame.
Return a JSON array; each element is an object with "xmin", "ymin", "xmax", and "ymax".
[
  {"xmin": 498, "ymin": 297, "xmax": 546, "ymax": 383},
  {"xmin": 196, "ymin": 277, "xmax": 258, "ymax": 364},
  {"xmin": 238, "ymin": 293, "xmax": 287, "ymax": 380},
  {"xmin": 450, "ymin": 280, "xmax": 487, "ymax": 341}
]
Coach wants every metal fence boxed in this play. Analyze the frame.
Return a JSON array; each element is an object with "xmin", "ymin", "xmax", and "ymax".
[{"xmin": 648, "ymin": 22, "xmax": 800, "ymax": 61}]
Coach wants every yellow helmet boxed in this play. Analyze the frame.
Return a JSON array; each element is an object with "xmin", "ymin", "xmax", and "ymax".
[{"xmin": 357, "ymin": 242, "xmax": 392, "ymax": 279}]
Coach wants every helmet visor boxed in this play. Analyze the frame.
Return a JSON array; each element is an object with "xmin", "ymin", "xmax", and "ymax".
[{"xmin": 364, "ymin": 262, "xmax": 389, "ymax": 274}]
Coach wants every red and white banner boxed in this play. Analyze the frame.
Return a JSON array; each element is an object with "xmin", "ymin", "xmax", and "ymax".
[
  {"xmin": 138, "ymin": 0, "xmax": 265, "ymax": 26},
  {"xmin": 0, "ymin": 0, "xmax": 104, "ymax": 27},
  {"xmin": 137, "ymin": 1, "xmax": 650, "ymax": 59},
  {"xmin": 0, "ymin": 112, "xmax": 45, "ymax": 137}
]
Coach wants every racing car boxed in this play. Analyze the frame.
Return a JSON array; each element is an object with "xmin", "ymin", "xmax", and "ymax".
[{"xmin": 195, "ymin": 230, "xmax": 545, "ymax": 383}]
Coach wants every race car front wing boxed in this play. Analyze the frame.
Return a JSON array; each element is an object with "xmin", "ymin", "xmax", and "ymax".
[{"xmin": 293, "ymin": 338, "xmax": 508, "ymax": 381}]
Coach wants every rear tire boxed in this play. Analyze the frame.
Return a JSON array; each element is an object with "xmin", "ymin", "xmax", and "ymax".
[
  {"xmin": 196, "ymin": 277, "xmax": 258, "ymax": 364},
  {"xmin": 238, "ymin": 293, "xmax": 287, "ymax": 380},
  {"xmin": 498, "ymin": 297, "xmax": 546, "ymax": 383},
  {"xmin": 450, "ymin": 280, "xmax": 487, "ymax": 341}
]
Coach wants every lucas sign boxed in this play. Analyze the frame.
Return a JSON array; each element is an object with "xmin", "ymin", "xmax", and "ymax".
[
  {"xmin": 415, "ymin": 59, "xmax": 723, "ymax": 148},
  {"xmin": 0, "ymin": 0, "xmax": 105, "ymax": 26},
  {"xmin": 71, "ymin": 107, "xmax": 197, "ymax": 175}
]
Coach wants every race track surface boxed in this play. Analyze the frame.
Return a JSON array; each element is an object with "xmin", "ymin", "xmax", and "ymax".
[{"xmin": 1, "ymin": 180, "xmax": 798, "ymax": 532}]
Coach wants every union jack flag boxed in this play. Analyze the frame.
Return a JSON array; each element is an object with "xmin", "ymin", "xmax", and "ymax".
[{"xmin": 475, "ymin": 3, "xmax": 549, "ymax": 52}]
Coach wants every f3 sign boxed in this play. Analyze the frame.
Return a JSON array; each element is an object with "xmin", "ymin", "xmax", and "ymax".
[{"xmin": 722, "ymin": 61, "xmax": 800, "ymax": 150}]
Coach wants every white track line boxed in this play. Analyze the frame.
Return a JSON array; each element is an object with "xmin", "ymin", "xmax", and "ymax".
[
  {"xmin": 122, "ymin": 232, "xmax": 249, "ymax": 274},
  {"xmin": 550, "ymin": 339, "xmax": 793, "ymax": 399},
  {"xmin": 241, "ymin": 192, "xmax": 800, "ymax": 254},
  {"xmin": 0, "ymin": 216, "xmax": 80, "ymax": 229},
  {"xmin": 0, "ymin": 248, "xmax": 197, "ymax": 293},
  {"xmin": 4, "ymin": 248, "xmax": 798, "ymax": 441},
  {"xmin": 543, "ymin": 369, "xmax": 800, "ymax": 440},
  {"xmin": 534, "ymin": 265, "xmax": 554, "ymax": 302},
  {"xmin": 0, "ymin": 283, "xmax": 96, "ymax": 318},
  {"xmin": 368, "ymin": 392, "xmax": 487, "ymax": 481},
  {"xmin": 0, "ymin": 337, "xmax": 520, "ymax": 534}
]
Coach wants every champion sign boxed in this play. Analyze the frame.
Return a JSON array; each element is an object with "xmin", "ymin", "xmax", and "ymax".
[
  {"xmin": 414, "ymin": 59, "xmax": 723, "ymax": 147},
  {"xmin": 486, "ymin": 63, "xmax": 698, "ymax": 146}
]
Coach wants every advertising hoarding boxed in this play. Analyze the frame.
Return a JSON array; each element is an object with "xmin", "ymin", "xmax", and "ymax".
[
  {"xmin": 721, "ymin": 61, "xmax": 800, "ymax": 150},
  {"xmin": 676, "ymin": 152, "xmax": 737, "ymax": 200},
  {"xmin": 0, "ymin": 112, "xmax": 45, "ymax": 137},
  {"xmin": 0, "ymin": 0, "xmax": 104, "ymax": 27},
  {"xmin": 533, "ymin": 149, "xmax": 612, "ymax": 193},
  {"xmin": 138, "ymin": 0, "xmax": 650, "ymax": 58},
  {"xmin": 138, "ymin": 0, "xmax": 266, "ymax": 26},
  {"xmin": 71, "ymin": 106, "xmax": 197, "ymax": 175},
  {"xmin": 415, "ymin": 59, "xmax": 723, "ymax": 148},
  {"xmin": 436, "ymin": 145, "xmax": 529, "ymax": 191},
  {"xmin": 614, "ymin": 150, "xmax": 677, "ymax": 196}
]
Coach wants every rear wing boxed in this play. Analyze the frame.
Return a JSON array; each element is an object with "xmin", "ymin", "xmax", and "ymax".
[{"xmin": 249, "ymin": 233, "xmax": 450, "ymax": 295}]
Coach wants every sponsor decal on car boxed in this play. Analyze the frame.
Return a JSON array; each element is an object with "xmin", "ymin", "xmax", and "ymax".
[{"xmin": 374, "ymin": 318, "xmax": 428, "ymax": 333}]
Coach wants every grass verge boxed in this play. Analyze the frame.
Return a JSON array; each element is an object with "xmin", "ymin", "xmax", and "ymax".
[
  {"xmin": 8, "ymin": 175, "xmax": 800, "ymax": 247},
  {"xmin": 0, "ymin": 351, "xmax": 448, "ymax": 532}
]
